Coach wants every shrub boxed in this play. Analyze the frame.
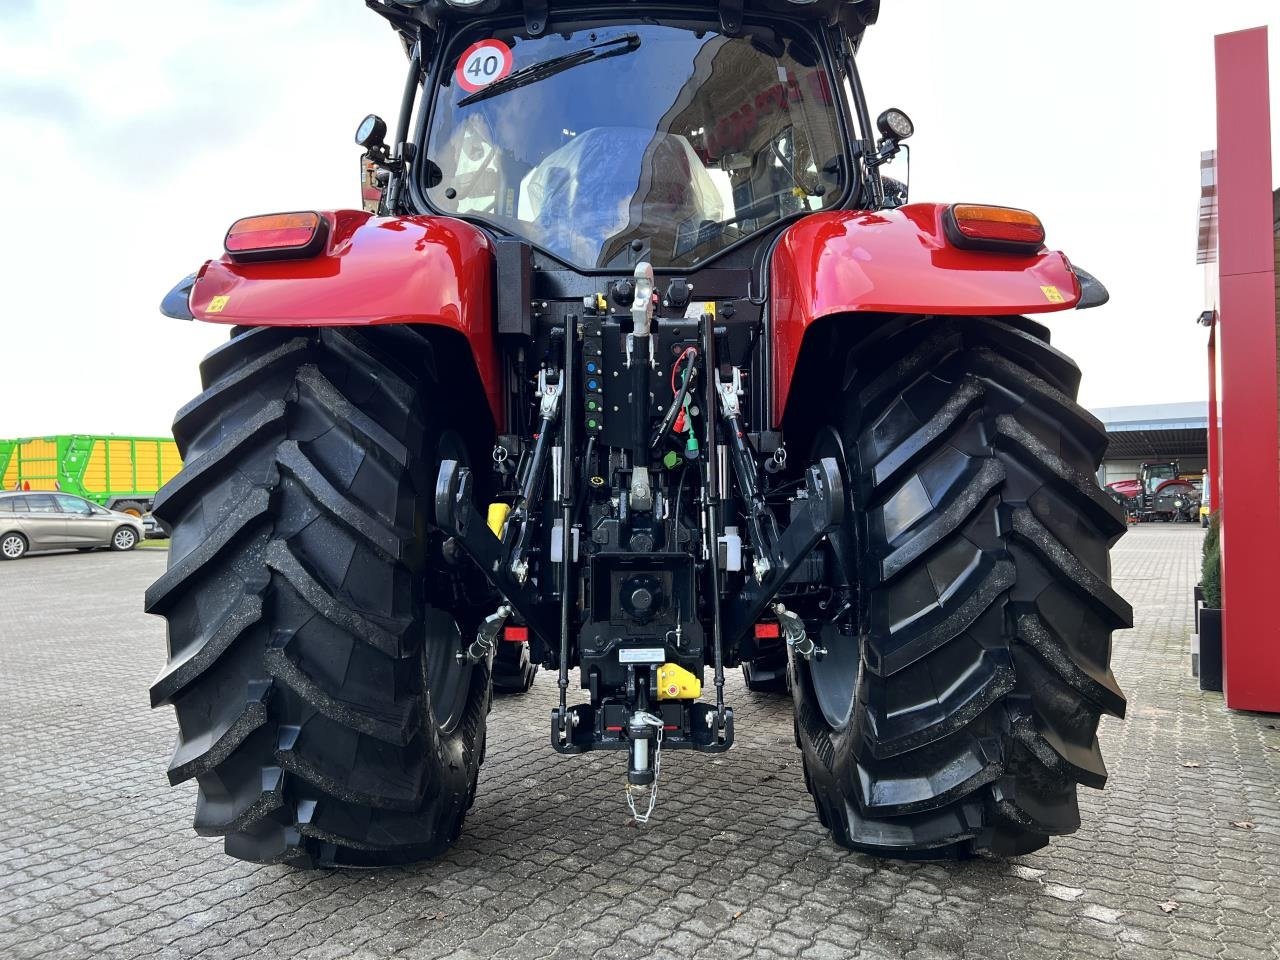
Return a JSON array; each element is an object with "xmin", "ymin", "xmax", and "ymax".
[{"xmin": 1202, "ymin": 512, "xmax": 1222, "ymax": 609}]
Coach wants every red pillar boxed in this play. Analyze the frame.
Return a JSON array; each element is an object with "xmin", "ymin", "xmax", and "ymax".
[{"xmin": 1214, "ymin": 27, "xmax": 1280, "ymax": 712}]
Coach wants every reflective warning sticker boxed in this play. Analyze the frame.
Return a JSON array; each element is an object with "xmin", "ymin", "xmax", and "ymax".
[
  {"xmin": 1040, "ymin": 285, "xmax": 1066, "ymax": 304},
  {"xmin": 455, "ymin": 40, "xmax": 514, "ymax": 94},
  {"xmin": 207, "ymin": 295, "xmax": 230, "ymax": 313}
]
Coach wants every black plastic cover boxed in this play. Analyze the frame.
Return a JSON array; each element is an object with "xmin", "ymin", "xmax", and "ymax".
[
  {"xmin": 159, "ymin": 274, "xmax": 197, "ymax": 321},
  {"xmin": 495, "ymin": 239, "xmax": 534, "ymax": 336}
]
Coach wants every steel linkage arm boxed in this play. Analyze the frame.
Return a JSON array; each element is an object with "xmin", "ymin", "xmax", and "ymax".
[
  {"xmin": 720, "ymin": 457, "xmax": 844, "ymax": 652},
  {"xmin": 433, "ymin": 461, "xmax": 560, "ymax": 658}
]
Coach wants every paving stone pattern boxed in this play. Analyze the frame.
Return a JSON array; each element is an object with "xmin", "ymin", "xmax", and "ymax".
[{"xmin": 0, "ymin": 526, "xmax": 1276, "ymax": 959}]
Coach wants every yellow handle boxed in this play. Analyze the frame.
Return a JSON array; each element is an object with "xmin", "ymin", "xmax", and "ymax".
[{"xmin": 486, "ymin": 502, "xmax": 511, "ymax": 538}]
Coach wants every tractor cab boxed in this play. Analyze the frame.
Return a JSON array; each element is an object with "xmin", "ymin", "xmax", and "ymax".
[
  {"xmin": 1143, "ymin": 461, "xmax": 1179, "ymax": 495},
  {"xmin": 421, "ymin": 20, "xmax": 846, "ymax": 269},
  {"xmin": 362, "ymin": 0, "xmax": 900, "ymax": 273}
]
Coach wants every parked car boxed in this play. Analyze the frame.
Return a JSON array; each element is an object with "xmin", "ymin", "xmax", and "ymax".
[
  {"xmin": 0, "ymin": 491, "xmax": 145, "ymax": 560},
  {"xmin": 142, "ymin": 512, "xmax": 170, "ymax": 540}
]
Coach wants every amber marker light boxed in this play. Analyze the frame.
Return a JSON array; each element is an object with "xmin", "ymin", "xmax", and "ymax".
[
  {"xmin": 224, "ymin": 211, "xmax": 328, "ymax": 261},
  {"xmin": 944, "ymin": 204, "xmax": 1046, "ymax": 251}
]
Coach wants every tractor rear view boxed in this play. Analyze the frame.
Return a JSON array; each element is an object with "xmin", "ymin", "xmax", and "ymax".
[{"xmin": 149, "ymin": 0, "xmax": 1128, "ymax": 867}]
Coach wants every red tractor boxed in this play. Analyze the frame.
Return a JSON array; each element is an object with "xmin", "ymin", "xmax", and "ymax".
[
  {"xmin": 149, "ymin": 0, "xmax": 1129, "ymax": 867},
  {"xmin": 1107, "ymin": 461, "xmax": 1201, "ymax": 523}
]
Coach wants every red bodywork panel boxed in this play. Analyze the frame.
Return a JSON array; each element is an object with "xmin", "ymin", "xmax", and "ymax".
[
  {"xmin": 190, "ymin": 211, "xmax": 502, "ymax": 426},
  {"xmin": 1106, "ymin": 478, "xmax": 1196, "ymax": 501},
  {"xmin": 769, "ymin": 203, "xmax": 1083, "ymax": 424},
  {"xmin": 1106, "ymin": 479, "xmax": 1142, "ymax": 501}
]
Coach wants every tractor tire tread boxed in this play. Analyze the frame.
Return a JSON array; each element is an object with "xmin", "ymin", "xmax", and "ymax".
[
  {"xmin": 794, "ymin": 315, "xmax": 1129, "ymax": 858},
  {"xmin": 150, "ymin": 325, "xmax": 488, "ymax": 867}
]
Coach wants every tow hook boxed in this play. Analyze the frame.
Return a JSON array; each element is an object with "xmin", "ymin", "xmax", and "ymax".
[
  {"xmin": 772, "ymin": 602, "xmax": 824, "ymax": 660},
  {"xmin": 458, "ymin": 603, "xmax": 512, "ymax": 664}
]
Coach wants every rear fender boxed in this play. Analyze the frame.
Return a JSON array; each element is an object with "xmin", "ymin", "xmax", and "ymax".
[
  {"xmin": 185, "ymin": 211, "xmax": 501, "ymax": 426},
  {"xmin": 769, "ymin": 203, "xmax": 1086, "ymax": 425}
]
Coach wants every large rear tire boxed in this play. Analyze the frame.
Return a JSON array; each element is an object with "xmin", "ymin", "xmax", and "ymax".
[
  {"xmin": 794, "ymin": 315, "xmax": 1129, "ymax": 858},
  {"xmin": 741, "ymin": 651, "xmax": 790, "ymax": 694},
  {"xmin": 491, "ymin": 640, "xmax": 538, "ymax": 694},
  {"xmin": 147, "ymin": 326, "xmax": 490, "ymax": 867}
]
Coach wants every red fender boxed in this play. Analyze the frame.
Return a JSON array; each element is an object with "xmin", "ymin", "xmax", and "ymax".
[
  {"xmin": 189, "ymin": 211, "xmax": 502, "ymax": 427},
  {"xmin": 769, "ymin": 203, "xmax": 1084, "ymax": 425}
]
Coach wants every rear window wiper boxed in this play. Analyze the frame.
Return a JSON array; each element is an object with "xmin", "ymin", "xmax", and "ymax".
[{"xmin": 457, "ymin": 33, "xmax": 641, "ymax": 107}]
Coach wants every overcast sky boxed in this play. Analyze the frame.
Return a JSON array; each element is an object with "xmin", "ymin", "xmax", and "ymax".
[{"xmin": 1, "ymin": 1, "xmax": 1277, "ymax": 439}]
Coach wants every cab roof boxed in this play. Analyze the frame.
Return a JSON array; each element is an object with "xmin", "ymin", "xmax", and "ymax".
[{"xmin": 368, "ymin": 0, "xmax": 880, "ymax": 51}]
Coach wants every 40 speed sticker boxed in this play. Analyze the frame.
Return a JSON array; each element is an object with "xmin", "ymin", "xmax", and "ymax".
[{"xmin": 455, "ymin": 39, "xmax": 513, "ymax": 94}]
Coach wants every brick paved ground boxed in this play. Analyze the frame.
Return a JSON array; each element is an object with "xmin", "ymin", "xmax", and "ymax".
[{"xmin": 0, "ymin": 526, "xmax": 1276, "ymax": 960}]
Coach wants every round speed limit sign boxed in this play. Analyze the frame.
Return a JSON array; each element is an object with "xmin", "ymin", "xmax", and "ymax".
[{"xmin": 455, "ymin": 40, "xmax": 514, "ymax": 93}]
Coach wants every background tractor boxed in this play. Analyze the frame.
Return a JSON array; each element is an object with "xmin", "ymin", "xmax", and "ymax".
[
  {"xmin": 1107, "ymin": 461, "xmax": 1201, "ymax": 523},
  {"xmin": 148, "ymin": 0, "xmax": 1129, "ymax": 867}
]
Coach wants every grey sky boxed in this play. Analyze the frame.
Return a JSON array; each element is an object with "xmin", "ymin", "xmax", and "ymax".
[{"xmin": 1, "ymin": 1, "xmax": 1277, "ymax": 438}]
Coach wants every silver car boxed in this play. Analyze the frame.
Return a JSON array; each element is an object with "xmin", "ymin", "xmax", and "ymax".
[{"xmin": 0, "ymin": 492, "xmax": 145, "ymax": 560}]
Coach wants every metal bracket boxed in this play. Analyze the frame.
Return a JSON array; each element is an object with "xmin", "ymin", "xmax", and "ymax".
[
  {"xmin": 536, "ymin": 367, "xmax": 561, "ymax": 421},
  {"xmin": 434, "ymin": 459, "xmax": 558, "ymax": 657},
  {"xmin": 522, "ymin": 0, "xmax": 548, "ymax": 36},
  {"xmin": 724, "ymin": 457, "xmax": 845, "ymax": 650},
  {"xmin": 715, "ymin": 366, "xmax": 744, "ymax": 419},
  {"xmin": 718, "ymin": 0, "xmax": 744, "ymax": 35},
  {"xmin": 629, "ymin": 465, "xmax": 653, "ymax": 512}
]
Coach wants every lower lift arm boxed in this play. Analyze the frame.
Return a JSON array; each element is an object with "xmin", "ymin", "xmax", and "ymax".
[{"xmin": 710, "ymin": 363, "xmax": 846, "ymax": 652}]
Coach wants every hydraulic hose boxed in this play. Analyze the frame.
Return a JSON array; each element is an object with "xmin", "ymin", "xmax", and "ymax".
[{"xmin": 650, "ymin": 347, "xmax": 698, "ymax": 451}]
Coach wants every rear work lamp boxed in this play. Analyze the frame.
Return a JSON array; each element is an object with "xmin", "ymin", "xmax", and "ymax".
[
  {"xmin": 224, "ymin": 211, "xmax": 328, "ymax": 262},
  {"xmin": 943, "ymin": 204, "xmax": 1045, "ymax": 253}
]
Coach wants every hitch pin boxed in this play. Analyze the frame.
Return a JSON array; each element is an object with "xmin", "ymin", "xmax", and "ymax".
[
  {"xmin": 458, "ymin": 603, "xmax": 512, "ymax": 664},
  {"xmin": 771, "ymin": 603, "xmax": 824, "ymax": 661}
]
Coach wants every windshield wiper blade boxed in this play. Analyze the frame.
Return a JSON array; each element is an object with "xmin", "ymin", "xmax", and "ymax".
[{"xmin": 457, "ymin": 33, "xmax": 640, "ymax": 107}]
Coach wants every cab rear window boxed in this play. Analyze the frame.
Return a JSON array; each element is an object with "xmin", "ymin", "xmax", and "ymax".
[{"xmin": 424, "ymin": 21, "xmax": 846, "ymax": 269}]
